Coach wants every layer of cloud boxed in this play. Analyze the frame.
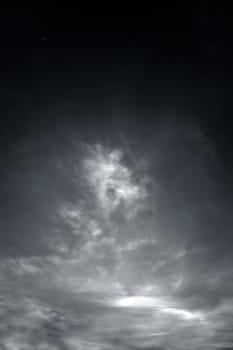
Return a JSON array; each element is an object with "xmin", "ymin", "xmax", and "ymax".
[{"xmin": 0, "ymin": 120, "xmax": 233, "ymax": 349}]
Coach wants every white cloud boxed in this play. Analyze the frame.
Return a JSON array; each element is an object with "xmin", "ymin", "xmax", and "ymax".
[
  {"xmin": 111, "ymin": 295, "xmax": 205, "ymax": 322},
  {"xmin": 83, "ymin": 144, "xmax": 146, "ymax": 217}
]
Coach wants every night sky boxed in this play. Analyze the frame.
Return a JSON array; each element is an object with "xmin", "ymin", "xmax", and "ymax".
[{"xmin": 1, "ymin": 6, "xmax": 233, "ymax": 350}]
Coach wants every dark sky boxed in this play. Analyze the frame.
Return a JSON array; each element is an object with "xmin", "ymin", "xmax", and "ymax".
[{"xmin": 1, "ymin": 6, "xmax": 233, "ymax": 350}]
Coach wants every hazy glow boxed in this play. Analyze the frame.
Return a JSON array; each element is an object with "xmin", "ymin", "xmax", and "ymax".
[
  {"xmin": 113, "ymin": 295, "xmax": 159, "ymax": 308},
  {"xmin": 84, "ymin": 145, "xmax": 145, "ymax": 215},
  {"xmin": 112, "ymin": 295, "xmax": 205, "ymax": 321},
  {"xmin": 162, "ymin": 307, "xmax": 205, "ymax": 321}
]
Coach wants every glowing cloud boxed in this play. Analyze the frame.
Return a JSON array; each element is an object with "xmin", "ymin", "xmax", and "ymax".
[
  {"xmin": 112, "ymin": 295, "xmax": 205, "ymax": 321},
  {"xmin": 83, "ymin": 144, "xmax": 146, "ymax": 216}
]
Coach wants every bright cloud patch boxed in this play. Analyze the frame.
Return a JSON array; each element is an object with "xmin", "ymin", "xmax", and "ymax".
[
  {"xmin": 112, "ymin": 295, "xmax": 205, "ymax": 321},
  {"xmin": 83, "ymin": 144, "xmax": 146, "ymax": 216}
]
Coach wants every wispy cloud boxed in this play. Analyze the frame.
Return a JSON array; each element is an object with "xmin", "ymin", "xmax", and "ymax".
[{"xmin": 1, "ymin": 124, "xmax": 233, "ymax": 349}]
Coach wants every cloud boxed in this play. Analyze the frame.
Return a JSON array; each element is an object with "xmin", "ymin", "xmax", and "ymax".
[
  {"xmin": 83, "ymin": 144, "xmax": 146, "ymax": 218},
  {"xmin": 1, "ymin": 123, "xmax": 233, "ymax": 349}
]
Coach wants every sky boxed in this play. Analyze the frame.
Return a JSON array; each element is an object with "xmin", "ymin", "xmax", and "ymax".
[{"xmin": 1, "ymin": 6, "xmax": 233, "ymax": 350}]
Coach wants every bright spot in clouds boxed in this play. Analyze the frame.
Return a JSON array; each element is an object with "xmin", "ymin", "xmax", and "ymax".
[
  {"xmin": 112, "ymin": 295, "xmax": 205, "ymax": 321},
  {"xmin": 84, "ymin": 144, "xmax": 146, "ymax": 216}
]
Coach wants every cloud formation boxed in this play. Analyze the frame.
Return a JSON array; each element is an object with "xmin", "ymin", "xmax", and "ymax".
[
  {"xmin": 83, "ymin": 144, "xmax": 146, "ymax": 218},
  {"xmin": 1, "ymin": 121, "xmax": 233, "ymax": 349}
]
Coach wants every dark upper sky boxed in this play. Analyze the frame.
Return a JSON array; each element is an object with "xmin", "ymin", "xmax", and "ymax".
[
  {"xmin": 1, "ymin": 6, "xmax": 233, "ymax": 350},
  {"xmin": 1, "ymin": 7, "xmax": 233, "ymax": 164}
]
